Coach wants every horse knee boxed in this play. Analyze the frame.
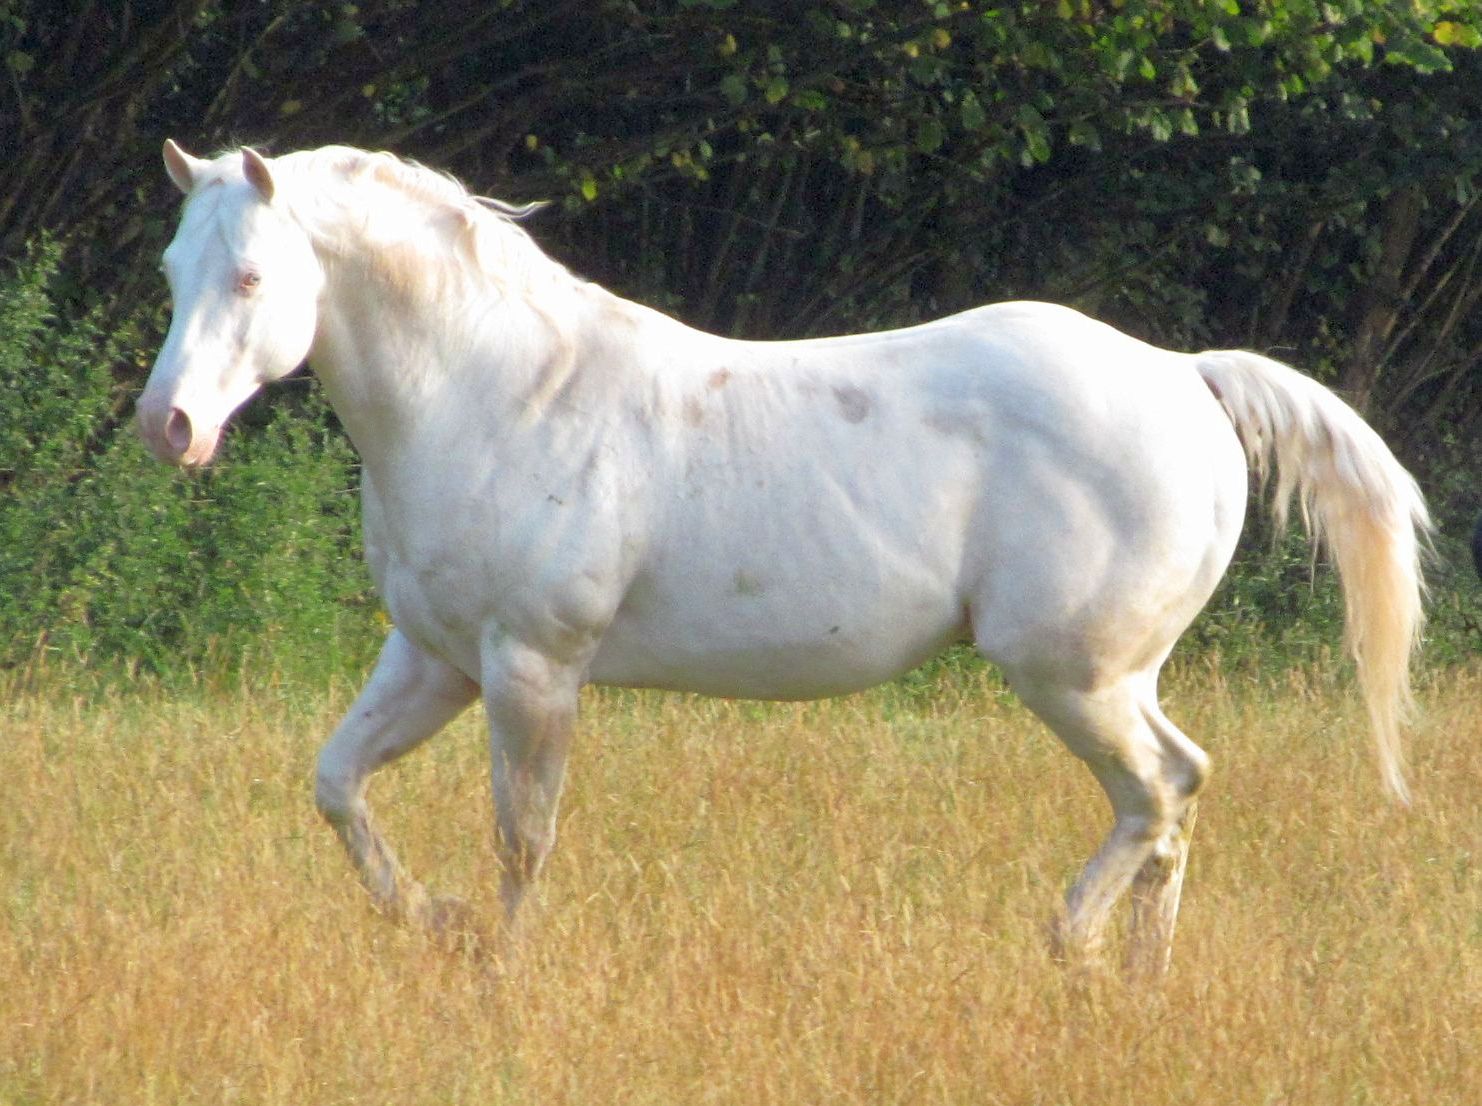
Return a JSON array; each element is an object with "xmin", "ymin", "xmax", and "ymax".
[{"xmin": 313, "ymin": 753, "xmax": 360, "ymax": 826}]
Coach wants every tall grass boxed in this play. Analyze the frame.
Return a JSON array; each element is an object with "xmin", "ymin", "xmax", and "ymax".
[{"xmin": 3, "ymin": 661, "xmax": 1480, "ymax": 1104}]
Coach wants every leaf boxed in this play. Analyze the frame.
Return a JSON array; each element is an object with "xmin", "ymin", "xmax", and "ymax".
[
  {"xmin": 1016, "ymin": 105, "xmax": 1051, "ymax": 163},
  {"xmin": 719, "ymin": 72, "xmax": 748, "ymax": 106},
  {"xmin": 960, "ymin": 90, "xmax": 986, "ymax": 132},
  {"xmin": 1067, "ymin": 119, "xmax": 1101, "ymax": 150},
  {"xmin": 579, "ymin": 174, "xmax": 598, "ymax": 202},
  {"xmin": 915, "ymin": 117, "xmax": 946, "ymax": 154},
  {"xmin": 1015, "ymin": 103, "xmax": 1045, "ymax": 129},
  {"xmin": 1433, "ymin": 21, "xmax": 1481, "ymax": 48},
  {"xmin": 1384, "ymin": 37, "xmax": 1451, "ymax": 73},
  {"xmin": 764, "ymin": 75, "xmax": 789, "ymax": 104},
  {"xmin": 332, "ymin": 17, "xmax": 363, "ymax": 45},
  {"xmin": 1240, "ymin": 18, "xmax": 1273, "ymax": 46}
]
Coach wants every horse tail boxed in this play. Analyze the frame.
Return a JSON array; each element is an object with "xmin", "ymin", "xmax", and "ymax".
[{"xmin": 1195, "ymin": 350, "xmax": 1430, "ymax": 804}]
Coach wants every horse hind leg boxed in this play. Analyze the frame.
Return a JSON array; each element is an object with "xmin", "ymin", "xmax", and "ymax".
[
  {"xmin": 314, "ymin": 630, "xmax": 478, "ymax": 932},
  {"xmin": 1006, "ymin": 670, "xmax": 1209, "ymax": 975},
  {"xmin": 1124, "ymin": 701, "xmax": 1207, "ymax": 980}
]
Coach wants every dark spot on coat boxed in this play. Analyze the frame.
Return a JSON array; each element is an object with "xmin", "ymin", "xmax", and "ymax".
[
  {"xmin": 707, "ymin": 368, "xmax": 732, "ymax": 389},
  {"xmin": 682, "ymin": 396, "xmax": 704, "ymax": 427},
  {"xmin": 833, "ymin": 385, "xmax": 871, "ymax": 423},
  {"xmin": 733, "ymin": 570, "xmax": 763, "ymax": 597},
  {"xmin": 923, "ymin": 410, "xmax": 986, "ymax": 446}
]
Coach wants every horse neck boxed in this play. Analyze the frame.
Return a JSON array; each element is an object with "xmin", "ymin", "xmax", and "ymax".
[{"xmin": 307, "ymin": 241, "xmax": 621, "ymax": 473}]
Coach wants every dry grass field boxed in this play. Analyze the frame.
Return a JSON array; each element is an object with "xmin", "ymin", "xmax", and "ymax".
[{"xmin": 4, "ymin": 659, "xmax": 1481, "ymax": 1105}]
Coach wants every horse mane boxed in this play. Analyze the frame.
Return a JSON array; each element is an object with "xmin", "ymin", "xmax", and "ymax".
[{"xmin": 269, "ymin": 145, "xmax": 573, "ymax": 303}]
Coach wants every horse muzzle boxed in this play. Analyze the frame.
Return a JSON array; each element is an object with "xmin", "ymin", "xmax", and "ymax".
[{"xmin": 136, "ymin": 398, "xmax": 222, "ymax": 467}]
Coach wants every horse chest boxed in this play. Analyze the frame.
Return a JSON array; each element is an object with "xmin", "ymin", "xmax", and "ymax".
[
  {"xmin": 370, "ymin": 547, "xmax": 485, "ymax": 675},
  {"xmin": 362, "ymin": 477, "xmax": 631, "ymax": 674}
]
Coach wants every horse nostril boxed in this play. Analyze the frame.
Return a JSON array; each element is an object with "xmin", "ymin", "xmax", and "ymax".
[{"xmin": 164, "ymin": 407, "xmax": 193, "ymax": 454}]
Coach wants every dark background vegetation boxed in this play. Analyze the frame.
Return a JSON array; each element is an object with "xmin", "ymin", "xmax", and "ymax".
[{"xmin": 2, "ymin": 0, "xmax": 1480, "ymax": 681}]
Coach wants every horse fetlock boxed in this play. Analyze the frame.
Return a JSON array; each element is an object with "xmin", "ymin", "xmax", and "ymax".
[
  {"xmin": 499, "ymin": 826, "xmax": 554, "ymax": 885},
  {"xmin": 1138, "ymin": 840, "xmax": 1181, "ymax": 883}
]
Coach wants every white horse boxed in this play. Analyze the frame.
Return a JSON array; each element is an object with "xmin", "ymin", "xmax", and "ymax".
[{"xmin": 137, "ymin": 142, "xmax": 1428, "ymax": 976}]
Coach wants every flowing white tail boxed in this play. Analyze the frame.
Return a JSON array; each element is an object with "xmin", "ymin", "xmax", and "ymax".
[{"xmin": 1196, "ymin": 350, "xmax": 1430, "ymax": 803}]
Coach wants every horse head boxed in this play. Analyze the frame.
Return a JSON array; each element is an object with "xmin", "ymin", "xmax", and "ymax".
[{"xmin": 137, "ymin": 141, "xmax": 322, "ymax": 466}]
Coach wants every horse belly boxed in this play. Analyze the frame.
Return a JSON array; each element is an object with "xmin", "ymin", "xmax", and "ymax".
[{"xmin": 587, "ymin": 559, "xmax": 969, "ymax": 699}]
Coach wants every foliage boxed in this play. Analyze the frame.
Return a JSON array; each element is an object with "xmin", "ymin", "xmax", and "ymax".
[
  {"xmin": 5, "ymin": 3, "xmax": 1482, "ymax": 422},
  {"xmin": 1, "ymin": 2, "xmax": 1478, "ymax": 676},
  {"xmin": 4, "ymin": 4, "xmax": 1482, "ymax": 392},
  {"xmin": 0, "ymin": 240, "xmax": 376, "ymax": 679}
]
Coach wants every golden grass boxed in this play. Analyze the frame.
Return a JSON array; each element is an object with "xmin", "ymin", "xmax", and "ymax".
[{"xmin": 4, "ymin": 661, "xmax": 1481, "ymax": 1105}]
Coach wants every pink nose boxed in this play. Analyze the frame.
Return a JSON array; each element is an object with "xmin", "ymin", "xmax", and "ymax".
[
  {"xmin": 138, "ymin": 399, "xmax": 219, "ymax": 466},
  {"xmin": 164, "ymin": 407, "xmax": 194, "ymax": 455}
]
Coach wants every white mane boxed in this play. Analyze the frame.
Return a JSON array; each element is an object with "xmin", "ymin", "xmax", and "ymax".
[{"xmin": 267, "ymin": 145, "xmax": 574, "ymax": 303}]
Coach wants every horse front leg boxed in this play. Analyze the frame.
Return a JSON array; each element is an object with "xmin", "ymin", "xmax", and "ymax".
[
  {"xmin": 314, "ymin": 629, "xmax": 478, "ymax": 930},
  {"xmin": 481, "ymin": 639, "xmax": 581, "ymax": 926}
]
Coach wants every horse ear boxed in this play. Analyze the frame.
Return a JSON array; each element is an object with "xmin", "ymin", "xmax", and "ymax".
[
  {"xmin": 241, "ymin": 146, "xmax": 276, "ymax": 202},
  {"xmin": 163, "ymin": 139, "xmax": 207, "ymax": 194}
]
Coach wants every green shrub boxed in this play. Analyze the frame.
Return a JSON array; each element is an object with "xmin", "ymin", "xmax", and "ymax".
[
  {"xmin": 0, "ymin": 239, "xmax": 378, "ymax": 683},
  {"xmin": 2, "ymin": 237, "xmax": 1474, "ymax": 691}
]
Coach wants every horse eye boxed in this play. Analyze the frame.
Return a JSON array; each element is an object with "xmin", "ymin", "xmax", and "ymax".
[{"xmin": 237, "ymin": 270, "xmax": 262, "ymax": 294}]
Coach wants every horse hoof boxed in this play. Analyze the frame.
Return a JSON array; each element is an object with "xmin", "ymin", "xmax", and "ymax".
[
  {"xmin": 422, "ymin": 895, "xmax": 490, "ymax": 955},
  {"xmin": 1046, "ymin": 915, "xmax": 1109, "ymax": 976}
]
